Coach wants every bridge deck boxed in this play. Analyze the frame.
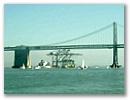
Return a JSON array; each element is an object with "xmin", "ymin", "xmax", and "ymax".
[{"xmin": 4, "ymin": 44, "xmax": 124, "ymax": 51}]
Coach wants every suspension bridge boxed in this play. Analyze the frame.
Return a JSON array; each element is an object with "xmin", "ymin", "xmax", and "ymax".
[{"xmin": 4, "ymin": 22, "xmax": 124, "ymax": 68}]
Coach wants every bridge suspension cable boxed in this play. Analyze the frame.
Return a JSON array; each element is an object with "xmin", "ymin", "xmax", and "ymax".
[{"xmin": 47, "ymin": 23, "xmax": 113, "ymax": 46}]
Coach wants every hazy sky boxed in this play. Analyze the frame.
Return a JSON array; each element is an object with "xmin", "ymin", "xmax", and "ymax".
[{"xmin": 4, "ymin": 4, "xmax": 124, "ymax": 67}]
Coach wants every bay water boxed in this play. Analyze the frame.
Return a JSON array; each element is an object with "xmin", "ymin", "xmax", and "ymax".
[{"xmin": 4, "ymin": 67, "xmax": 124, "ymax": 94}]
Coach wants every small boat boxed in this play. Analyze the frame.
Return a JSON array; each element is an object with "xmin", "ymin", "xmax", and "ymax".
[
  {"xmin": 20, "ymin": 64, "xmax": 25, "ymax": 69},
  {"xmin": 107, "ymin": 66, "xmax": 110, "ymax": 69},
  {"xmin": 81, "ymin": 59, "xmax": 85, "ymax": 69},
  {"xmin": 96, "ymin": 66, "xmax": 99, "ymax": 69},
  {"xmin": 85, "ymin": 65, "xmax": 89, "ymax": 69},
  {"xmin": 35, "ymin": 66, "xmax": 41, "ymax": 69},
  {"xmin": 79, "ymin": 59, "xmax": 88, "ymax": 70},
  {"xmin": 43, "ymin": 66, "xmax": 52, "ymax": 68}
]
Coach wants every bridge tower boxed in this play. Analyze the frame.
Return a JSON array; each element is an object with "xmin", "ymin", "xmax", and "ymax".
[
  {"xmin": 110, "ymin": 22, "xmax": 121, "ymax": 68},
  {"xmin": 12, "ymin": 46, "xmax": 31, "ymax": 68}
]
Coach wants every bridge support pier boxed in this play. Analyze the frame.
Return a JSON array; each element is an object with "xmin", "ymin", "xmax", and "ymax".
[
  {"xmin": 110, "ymin": 22, "xmax": 121, "ymax": 68},
  {"xmin": 12, "ymin": 46, "xmax": 31, "ymax": 68}
]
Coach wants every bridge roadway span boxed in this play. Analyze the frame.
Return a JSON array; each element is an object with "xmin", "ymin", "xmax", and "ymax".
[{"xmin": 4, "ymin": 44, "xmax": 124, "ymax": 51}]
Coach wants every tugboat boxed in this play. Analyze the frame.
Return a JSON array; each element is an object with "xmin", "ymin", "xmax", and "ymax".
[{"xmin": 36, "ymin": 60, "xmax": 51, "ymax": 69}]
